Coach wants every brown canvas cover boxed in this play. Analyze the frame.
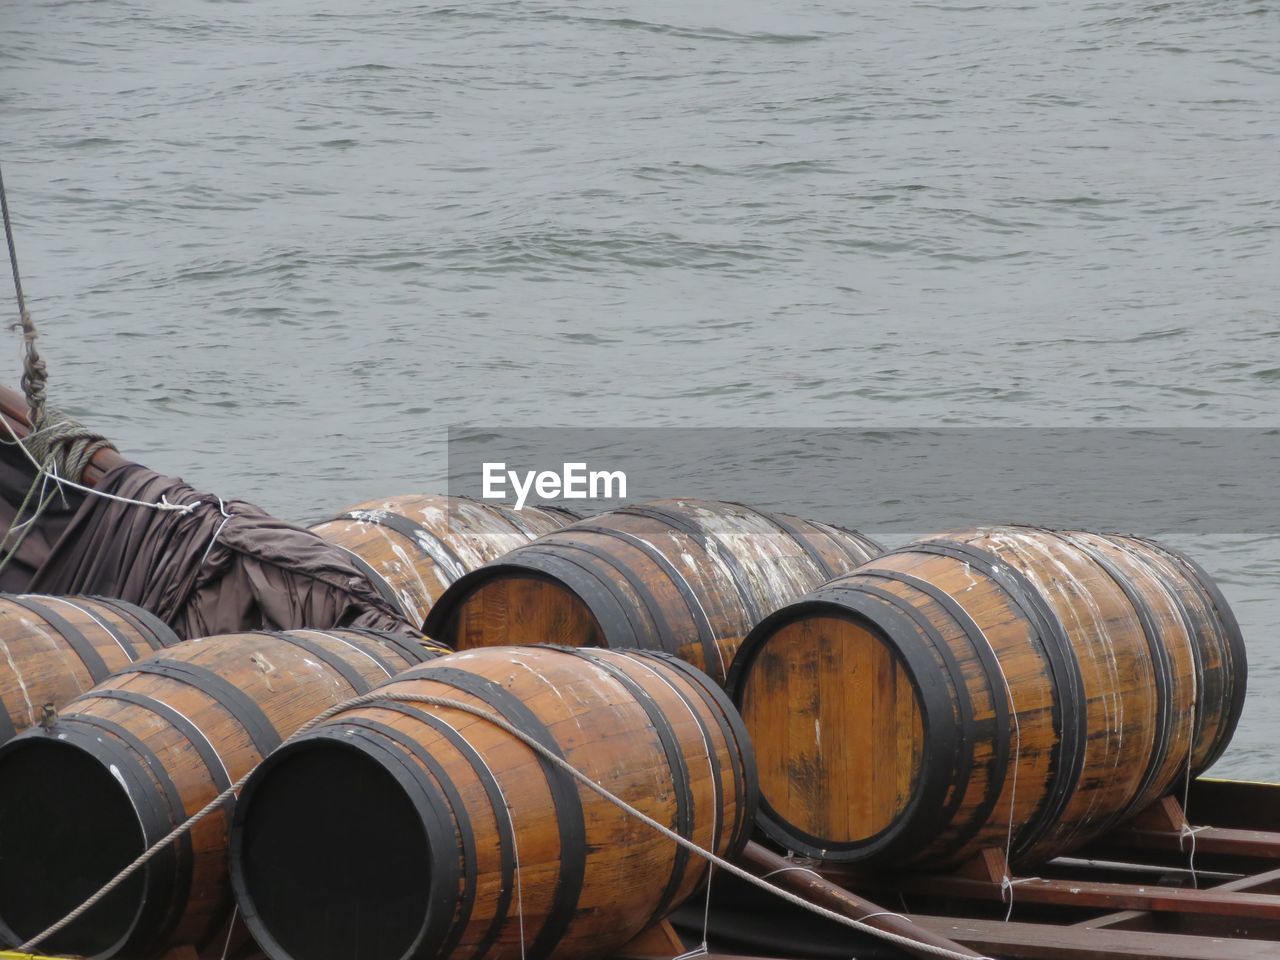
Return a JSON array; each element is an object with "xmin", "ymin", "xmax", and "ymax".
[{"xmin": 0, "ymin": 427, "xmax": 415, "ymax": 640}]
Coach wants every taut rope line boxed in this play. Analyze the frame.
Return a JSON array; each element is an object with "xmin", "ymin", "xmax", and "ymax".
[
  {"xmin": 18, "ymin": 691, "xmax": 992, "ymax": 960},
  {"xmin": 1, "ymin": 160, "xmax": 46, "ymax": 429},
  {"xmin": 0, "ymin": 160, "xmax": 195, "ymax": 555}
]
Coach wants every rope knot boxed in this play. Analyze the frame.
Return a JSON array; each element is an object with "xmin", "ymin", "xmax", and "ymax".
[{"xmin": 22, "ymin": 407, "xmax": 118, "ymax": 480}]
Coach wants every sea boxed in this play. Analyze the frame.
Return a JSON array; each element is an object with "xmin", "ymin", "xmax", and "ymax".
[{"xmin": 2, "ymin": 0, "xmax": 1277, "ymax": 776}]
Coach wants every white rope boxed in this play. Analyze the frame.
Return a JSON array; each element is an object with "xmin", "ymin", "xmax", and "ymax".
[
  {"xmin": 1180, "ymin": 647, "xmax": 1201, "ymax": 888},
  {"xmin": 760, "ymin": 865, "xmax": 825, "ymax": 881},
  {"xmin": 856, "ymin": 910, "xmax": 911, "ymax": 924},
  {"xmin": 219, "ymin": 905, "xmax": 238, "ymax": 960},
  {"xmin": 1180, "ymin": 823, "xmax": 1208, "ymax": 889},
  {"xmin": 20, "ymin": 692, "xmax": 992, "ymax": 960},
  {"xmin": 627, "ymin": 655, "xmax": 721, "ymax": 952},
  {"xmin": 0, "ymin": 413, "xmax": 196, "ymax": 514},
  {"xmin": 999, "ymin": 876, "xmax": 1040, "ymax": 923},
  {"xmin": 946, "ymin": 593, "xmax": 1024, "ymax": 921},
  {"xmin": 198, "ymin": 497, "xmax": 234, "ymax": 568},
  {"xmin": 999, "ymin": 711, "xmax": 1024, "ymax": 922}
]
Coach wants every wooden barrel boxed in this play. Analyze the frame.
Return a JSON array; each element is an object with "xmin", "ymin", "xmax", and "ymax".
[
  {"xmin": 0, "ymin": 594, "xmax": 180, "ymax": 744},
  {"xmin": 423, "ymin": 499, "xmax": 883, "ymax": 686},
  {"xmin": 310, "ymin": 494, "xmax": 582, "ymax": 625},
  {"xmin": 0, "ymin": 628, "xmax": 448, "ymax": 959},
  {"xmin": 229, "ymin": 645, "xmax": 757, "ymax": 960},
  {"xmin": 726, "ymin": 526, "xmax": 1246, "ymax": 869}
]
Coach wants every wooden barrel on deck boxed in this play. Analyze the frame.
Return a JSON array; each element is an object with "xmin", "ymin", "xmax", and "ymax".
[
  {"xmin": 726, "ymin": 526, "xmax": 1246, "ymax": 869},
  {"xmin": 229, "ymin": 645, "xmax": 757, "ymax": 960},
  {"xmin": 424, "ymin": 499, "xmax": 883, "ymax": 685},
  {"xmin": 0, "ymin": 628, "xmax": 448, "ymax": 960},
  {"xmin": 0, "ymin": 594, "xmax": 180, "ymax": 744},
  {"xmin": 310, "ymin": 494, "xmax": 581, "ymax": 625}
]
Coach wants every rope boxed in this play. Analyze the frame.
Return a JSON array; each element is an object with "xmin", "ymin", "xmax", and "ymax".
[
  {"xmin": 0, "ymin": 412, "xmax": 196, "ymax": 515},
  {"xmin": 999, "ymin": 876, "xmax": 1039, "ymax": 923},
  {"xmin": 1179, "ymin": 644, "xmax": 1202, "ymax": 888},
  {"xmin": 943, "ymin": 578, "xmax": 1025, "ymax": 922},
  {"xmin": 0, "ymin": 409, "xmax": 122, "ymax": 577},
  {"xmin": 19, "ymin": 692, "xmax": 992, "ymax": 960},
  {"xmin": 0, "ymin": 160, "xmax": 195, "ymax": 553},
  {"xmin": 0, "ymin": 161, "xmax": 44, "ymax": 429},
  {"xmin": 761, "ymin": 864, "xmax": 826, "ymax": 881},
  {"xmin": 199, "ymin": 497, "xmax": 234, "ymax": 569},
  {"xmin": 627, "ymin": 654, "xmax": 721, "ymax": 954},
  {"xmin": 218, "ymin": 905, "xmax": 238, "ymax": 960},
  {"xmin": 0, "ymin": 411, "xmax": 197, "ymax": 580}
]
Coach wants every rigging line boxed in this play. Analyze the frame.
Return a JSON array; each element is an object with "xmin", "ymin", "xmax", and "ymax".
[
  {"xmin": 1, "ymin": 160, "xmax": 47, "ymax": 428},
  {"xmin": 0, "ymin": 161, "xmax": 29, "ymax": 333}
]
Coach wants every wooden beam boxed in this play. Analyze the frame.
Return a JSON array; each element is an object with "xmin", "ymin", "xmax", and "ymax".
[
  {"xmin": 1102, "ymin": 824, "xmax": 1280, "ymax": 861},
  {"xmin": 739, "ymin": 842, "xmax": 984, "ymax": 960},
  {"xmin": 890, "ymin": 871, "xmax": 1280, "ymax": 921},
  {"xmin": 1049, "ymin": 856, "xmax": 1240, "ymax": 883},
  {"xmin": 1080, "ymin": 864, "xmax": 1280, "ymax": 929},
  {"xmin": 911, "ymin": 914, "xmax": 1280, "ymax": 960},
  {"xmin": 1081, "ymin": 793, "xmax": 1280, "ymax": 862}
]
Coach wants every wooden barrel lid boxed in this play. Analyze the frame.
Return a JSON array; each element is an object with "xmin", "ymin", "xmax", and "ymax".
[
  {"xmin": 736, "ymin": 612, "xmax": 924, "ymax": 847},
  {"xmin": 433, "ymin": 570, "xmax": 606, "ymax": 650}
]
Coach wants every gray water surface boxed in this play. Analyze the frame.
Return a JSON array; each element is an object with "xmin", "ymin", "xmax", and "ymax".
[{"xmin": 2, "ymin": 0, "xmax": 1278, "ymax": 776}]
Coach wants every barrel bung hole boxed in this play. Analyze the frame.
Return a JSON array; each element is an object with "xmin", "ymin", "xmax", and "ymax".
[
  {"xmin": 441, "ymin": 572, "xmax": 605, "ymax": 649},
  {"xmin": 236, "ymin": 741, "xmax": 431, "ymax": 960},
  {"xmin": 0, "ymin": 740, "xmax": 145, "ymax": 956},
  {"xmin": 738, "ymin": 613, "xmax": 924, "ymax": 845}
]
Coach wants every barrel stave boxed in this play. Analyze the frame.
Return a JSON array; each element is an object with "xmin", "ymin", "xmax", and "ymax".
[
  {"xmin": 0, "ymin": 629, "xmax": 444, "ymax": 959},
  {"xmin": 427, "ymin": 499, "xmax": 884, "ymax": 687},
  {"xmin": 1103, "ymin": 534, "xmax": 1240, "ymax": 773},
  {"xmin": 311, "ymin": 495, "xmax": 582, "ymax": 625},
  {"xmin": 589, "ymin": 517, "xmax": 756, "ymax": 672},
  {"xmin": 0, "ymin": 595, "xmax": 179, "ymax": 742},
  {"xmin": 230, "ymin": 646, "xmax": 753, "ymax": 960},
  {"xmin": 846, "ymin": 571, "xmax": 1009, "ymax": 862},
  {"xmin": 802, "ymin": 518, "xmax": 883, "ymax": 573},
  {"xmin": 964, "ymin": 529, "xmax": 1160, "ymax": 861},
  {"xmin": 728, "ymin": 525, "xmax": 1247, "ymax": 871},
  {"xmin": 1058, "ymin": 532, "xmax": 1198, "ymax": 824}
]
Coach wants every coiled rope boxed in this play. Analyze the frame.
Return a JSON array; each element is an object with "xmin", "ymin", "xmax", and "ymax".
[{"xmin": 19, "ymin": 691, "xmax": 993, "ymax": 960}]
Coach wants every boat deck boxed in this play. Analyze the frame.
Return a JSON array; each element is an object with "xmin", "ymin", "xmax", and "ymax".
[
  {"xmin": 653, "ymin": 777, "xmax": 1280, "ymax": 960},
  {"xmin": 5, "ymin": 778, "xmax": 1279, "ymax": 960}
]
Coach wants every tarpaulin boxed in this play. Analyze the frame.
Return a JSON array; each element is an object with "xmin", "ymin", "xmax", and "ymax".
[{"xmin": 0, "ymin": 438, "xmax": 414, "ymax": 639}]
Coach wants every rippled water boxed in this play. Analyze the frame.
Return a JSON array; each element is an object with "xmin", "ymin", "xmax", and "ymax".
[{"xmin": 2, "ymin": 1, "xmax": 1278, "ymax": 775}]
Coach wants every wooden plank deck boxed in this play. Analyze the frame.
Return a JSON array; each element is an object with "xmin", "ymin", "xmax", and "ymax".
[
  {"xmin": 731, "ymin": 781, "xmax": 1280, "ymax": 960},
  {"xmin": 910, "ymin": 916, "xmax": 1280, "ymax": 960}
]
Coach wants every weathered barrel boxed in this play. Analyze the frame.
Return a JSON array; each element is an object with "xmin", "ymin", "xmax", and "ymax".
[
  {"xmin": 230, "ymin": 645, "xmax": 757, "ymax": 960},
  {"xmin": 726, "ymin": 526, "xmax": 1246, "ymax": 869},
  {"xmin": 424, "ymin": 499, "xmax": 883, "ymax": 685},
  {"xmin": 310, "ymin": 494, "xmax": 582, "ymax": 625},
  {"xmin": 0, "ymin": 628, "xmax": 448, "ymax": 959},
  {"xmin": 0, "ymin": 594, "xmax": 179, "ymax": 743}
]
